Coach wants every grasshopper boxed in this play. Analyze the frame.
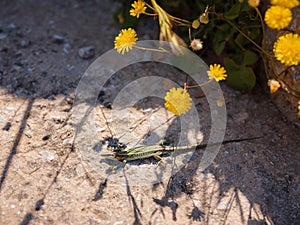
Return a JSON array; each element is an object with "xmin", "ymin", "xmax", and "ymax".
[{"xmin": 101, "ymin": 137, "xmax": 261, "ymax": 163}]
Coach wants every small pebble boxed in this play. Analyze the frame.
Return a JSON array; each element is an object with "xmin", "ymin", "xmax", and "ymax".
[
  {"xmin": 63, "ymin": 43, "xmax": 71, "ymax": 54},
  {"xmin": 27, "ymin": 67, "xmax": 34, "ymax": 73},
  {"xmin": 15, "ymin": 50, "xmax": 23, "ymax": 57},
  {"xmin": 113, "ymin": 221, "xmax": 124, "ymax": 225},
  {"xmin": 6, "ymin": 106, "xmax": 15, "ymax": 111},
  {"xmin": 223, "ymin": 151, "xmax": 229, "ymax": 156},
  {"xmin": 66, "ymin": 64, "xmax": 74, "ymax": 71},
  {"xmin": 78, "ymin": 46, "xmax": 95, "ymax": 59},
  {"xmin": 52, "ymin": 34, "xmax": 64, "ymax": 44},
  {"xmin": 12, "ymin": 64, "xmax": 22, "ymax": 71},
  {"xmin": 216, "ymin": 200, "xmax": 230, "ymax": 210},
  {"xmin": 39, "ymin": 150, "xmax": 55, "ymax": 162},
  {"xmin": 7, "ymin": 23, "xmax": 17, "ymax": 29},
  {"xmin": 0, "ymin": 33, "xmax": 7, "ymax": 40},
  {"xmin": 20, "ymin": 39, "xmax": 30, "ymax": 48},
  {"xmin": 25, "ymin": 132, "xmax": 32, "ymax": 138},
  {"xmin": 63, "ymin": 137, "xmax": 73, "ymax": 145}
]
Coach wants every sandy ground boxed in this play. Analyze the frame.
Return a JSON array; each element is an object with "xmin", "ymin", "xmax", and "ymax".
[{"xmin": 0, "ymin": 1, "xmax": 299, "ymax": 225}]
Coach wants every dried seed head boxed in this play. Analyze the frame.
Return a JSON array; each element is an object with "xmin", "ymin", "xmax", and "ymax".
[
  {"xmin": 190, "ymin": 39, "xmax": 203, "ymax": 51},
  {"xmin": 199, "ymin": 12, "xmax": 209, "ymax": 24},
  {"xmin": 268, "ymin": 79, "xmax": 281, "ymax": 94}
]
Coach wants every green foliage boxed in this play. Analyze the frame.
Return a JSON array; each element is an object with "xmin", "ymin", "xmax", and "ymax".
[
  {"xmin": 194, "ymin": 0, "xmax": 261, "ymax": 91},
  {"xmin": 224, "ymin": 50, "xmax": 258, "ymax": 91},
  {"xmin": 113, "ymin": 0, "xmax": 263, "ymax": 91},
  {"xmin": 113, "ymin": 0, "xmax": 138, "ymax": 28},
  {"xmin": 224, "ymin": 2, "xmax": 242, "ymax": 20}
]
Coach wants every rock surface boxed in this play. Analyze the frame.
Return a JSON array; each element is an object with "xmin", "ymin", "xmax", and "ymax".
[{"xmin": 0, "ymin": 1, "xmax": 299, "ymax": 225}]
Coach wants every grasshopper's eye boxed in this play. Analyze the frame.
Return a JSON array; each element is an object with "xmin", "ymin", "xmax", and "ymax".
[
  {"xmin": 119, "ymin": 142, "xmax": 127, "ymax": 149},
  {"xmin": 159, "ymin": 139, "xmax": 170, "ymax": 146}
]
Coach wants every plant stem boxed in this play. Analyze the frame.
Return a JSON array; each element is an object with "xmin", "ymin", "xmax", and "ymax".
[
  {"xmin": 212, "ymin": 12, "xmax": 272, "ymax": 58},
  {"xmin": 134, "ymin": 45, "xmax": 168, "ymax": 53}
]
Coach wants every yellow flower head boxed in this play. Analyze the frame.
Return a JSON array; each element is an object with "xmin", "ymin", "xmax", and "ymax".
[
  {"xmin": 268, "ymin": 79, "xmax": 281, "ymax": 93},
  {"xmin": 164, "ymin": 88, "xmax": 192, "ymax": 116},
  {"xmin": 207, "ymin": 64, "xmax": 227, "ymax": 82},
  {"xmin": 130, "ymin": 0, "xmax": 147, "ymax": 18},
  {"xmin": 273, "ymin": 33, "xmax": 300, "ymax": 66},
  {"xmin": 264, "ymin": 6, "xmax": 292, "ymax": 30},
  {"xmin": 298, "ymin": 101, "xmax": 300, "ymax": 118},
  {"xmin": 248, "ymin": 0, "xmax": 260, "ymax": 8},
  {"xmin": 114, "ymin": 28, "xmax": 138, "ymax": 55},
  {"xmin": 270, "ymin": 0, "xmax": 299, "ymax": 9}
]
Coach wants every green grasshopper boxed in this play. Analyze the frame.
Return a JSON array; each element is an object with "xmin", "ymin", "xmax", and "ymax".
[{"xmin": 101, "ymin": 137, "xmax": 261, "ymax": 163}]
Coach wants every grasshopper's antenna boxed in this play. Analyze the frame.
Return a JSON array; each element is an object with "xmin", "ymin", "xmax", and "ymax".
[{"xmin": 98, "ymin": 104, "xmax": 114, "ymax": 138}]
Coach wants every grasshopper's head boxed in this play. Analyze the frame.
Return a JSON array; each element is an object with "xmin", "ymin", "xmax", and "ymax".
[{"xmin": 159, "ymin": 139, "xmax": 171, "ymax": 147}]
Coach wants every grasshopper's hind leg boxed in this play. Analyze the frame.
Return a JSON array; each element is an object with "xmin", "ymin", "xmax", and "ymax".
[
  {"xmin": 154, "ymin": 154, "xmax": 167, "ymax": 168},
  {"xmin": 153, "ymin": 155, "xmax": 163, "ymax": 161}
]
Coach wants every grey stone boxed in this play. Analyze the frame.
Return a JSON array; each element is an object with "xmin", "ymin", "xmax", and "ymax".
[
  {"xmin": 52, "ymin": 34, "xmax": 64, "ymax": 44},
  {"xmin": 78, "ymin": 46, "xmax": 95, "ymax": 59},
  {"xmin": 20, "ymin": 39, "xmax": 30, "ymax": 48}
]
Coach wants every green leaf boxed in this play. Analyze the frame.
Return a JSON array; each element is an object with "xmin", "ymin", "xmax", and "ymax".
[
  {"xmin": 213, "ymin": 29, "xmax": 227, "ymax": 56},
  {"xmin": 224, "ymin": 57, "xmax": 240, "ymax": 71},
  {"xmin": 226, "ymin": 66, "xmax": 256, "ymax": 91},
  {"xmin": 234, "ymin": 32, "xmax": 249, "ymax": 48},
  {"xmin": 213, "ymin": 40, "xmax": 226, "ymax": 56},
  {"xmin": 224, "ymin": 3, "xmax": 241, "ymax": 20},
  {"xmin": 242, "ymin": 50, "xmax": 258, "ymax": 65}
]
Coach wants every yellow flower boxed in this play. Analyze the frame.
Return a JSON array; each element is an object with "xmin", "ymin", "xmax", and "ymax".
[
  {"xmin": 248, "ymin": 0, "xmax": 260, "ymax": 8},
  {"xmin": 270, "ymin": 0, "xmax": 299, "ymax": 9},
  {"xmin": 164, "ymin": 88, "xmax": 192, "ymax": 116},
  {"xmin": 268, "ymin": 79, "xmax": 281, "ymax": 93},
  {"xmin": 190, "ymin": 39, "xmax": 203, "ymax": 51},
  {"xmin": 130, "ymin": 0, "xmax": 147, "ymax": 18},
  {"xmin": 264, "ymin": 6, "xmax": 292, "ymax": 30},
  {"xmin": 114, "ymin": 28, "xmax": 138, "ymax": 55},
  {"xmin": 298, "ymin": 101, "xmax": 300, "ymax": 118},
  {"xmin": 207, "ymin": 64, "xmax": 227, "ymax": 82},
  {"xmin": 273, "ymin": 33, "xmax": 300, "ymax": 66}
]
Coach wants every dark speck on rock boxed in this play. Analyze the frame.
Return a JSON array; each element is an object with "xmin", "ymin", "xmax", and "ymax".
[
  {"xmin": 42, "ymin": 135, "xmax": 50, "ymax": 141},
  {"xmin": 2, "ymin": 122, "xmax": 11, "ymax": 131},
  {"xmin": 78, "ymin": 46, "xmax": 95, "ymax": 59}
]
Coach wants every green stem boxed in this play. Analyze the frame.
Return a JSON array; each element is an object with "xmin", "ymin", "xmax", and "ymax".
[
  {"xmin": 255, "ymin": 7, "xmax": 267, "ymax": 51},
  {"xmin": 213, "ymin": 12, "xmax": 271, "ymax": 58},
  {"xmin": 169, "ymin": 15, "xmax": 192, "ymax": 26},
  {"xmin": 185, "ymin": 79, "xmax": 213, "ymax": 89}
]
